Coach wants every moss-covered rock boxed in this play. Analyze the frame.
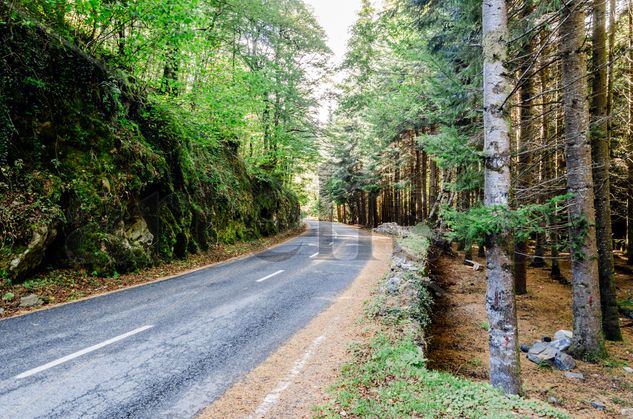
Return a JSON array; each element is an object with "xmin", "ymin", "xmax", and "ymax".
[{"xmin": 0, "ymin": 6, "xmax": 300, "ymax": 281}]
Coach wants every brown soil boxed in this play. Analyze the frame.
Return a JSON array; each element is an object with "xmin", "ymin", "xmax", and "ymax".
[
  {"xmin": 0, "ymin": 225, "xmax": 306, "ymax": 319},
  {"xmin": 199, "ymin": 230, "xmax": 392, "ymax": 419},
  {"xmin": 428, "ymin": 249, "xmax": 633, "ymax": 418}
]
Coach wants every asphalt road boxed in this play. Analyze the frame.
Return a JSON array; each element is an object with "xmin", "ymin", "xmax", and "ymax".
[{"xmin": 0, "ymin": 221, "xmax": 378, "ymax": 419}]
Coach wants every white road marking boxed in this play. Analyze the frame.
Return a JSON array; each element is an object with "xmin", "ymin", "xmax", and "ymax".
[
  {"xmin": 345, "ymin": 243, "xmax": 359, "ymax": 247},
  {"xmin": 252, "ymin": 335, "xmax": 326, "ymax": 418},
  {"xmin": 15, "ymin": 325, "xmax": 154, "ymax": 379},
  {"xmin": 309, "ymin": 252, "xmax": 319, "ymax": 259},
  {"xmin": 256, "ymin": 270, "xmax": 285, "ymax": 283}
]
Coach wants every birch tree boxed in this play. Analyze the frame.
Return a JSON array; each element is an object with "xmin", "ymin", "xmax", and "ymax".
[{"xmin": 482, "ymin": 0, "xmax": 522, "ymax": 395}]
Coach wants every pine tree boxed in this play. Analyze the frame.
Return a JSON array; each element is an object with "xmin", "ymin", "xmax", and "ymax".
[{"xmin": 560, "ymin": 0, "xmax": 605, "ymax": 360}]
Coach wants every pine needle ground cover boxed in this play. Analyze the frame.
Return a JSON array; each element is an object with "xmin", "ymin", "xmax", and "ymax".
[{"xmin": 315, "ymin": 230, "xmax": 566, "ymax": 418}]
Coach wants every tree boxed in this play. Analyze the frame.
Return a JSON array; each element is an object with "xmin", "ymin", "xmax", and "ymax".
[
  {"xmin": 560, "ymin": 0, "xmax": 605, "ymax": 360},
  {"xmin": 629, "ymin": 0, "xmax": 633, "ymax": 266},
  {"xmin": 482, "ymin": 0, "xmax": 522, "ymax": 395},
  {"xmin": 514, "ymin": 2, "xmax": 537, "ymax": 296},
  {"xmin": 590, "ymin": 0, "xmax": 621, "ymax": 341}
]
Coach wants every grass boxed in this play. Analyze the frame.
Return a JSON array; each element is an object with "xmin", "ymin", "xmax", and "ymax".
[
  {"xmin": 315, "ymin": 334, "xmax": 567, "ymax": 418},
  {"xmin": 315, "ymin": 229, "xmax": 567, "ymax": 418},
  {"xmin": 618, "ymin": 298, "xmax": 633, "ymax": 309}
]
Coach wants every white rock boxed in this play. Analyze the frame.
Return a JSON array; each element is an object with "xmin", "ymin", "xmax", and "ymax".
[{"xmin": 554, "ymin": 330, "xmax": 573, "ymax": 341}]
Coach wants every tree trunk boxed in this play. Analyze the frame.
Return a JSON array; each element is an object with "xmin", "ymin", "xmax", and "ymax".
[
  {"xmin": 482, "ymin": 0, "xmax": 522, "ymax": 395},
  {"xmin": 607, "ymin": 0, "xmax": 616, "ymax": 136},
  {"xmin": 514, "ymin": 2, "xmax": 537, "ymax": 296},
  {"xmin": 422, "ymin": 151, "xmax": 428, "ymax": 219},
  {"xmin": 415, "ymin": 148, "xmax": 422, "ymax": 222},
  {"xmin": 560, "ymin": 0, "xmax": 605, "ymax": 360},
  {"xmin": 395, "ymin": 145, "xmax": 401, "ymax": 225},
  {"xmin": 591, "ymin": 0, "xmax": 622, "ymax": 341},
  {"xmin": 410, "ymin": 135, "xmax": 417, "ymax": 225},
  {"xmin": 429, "ymin": 158, "xmax": 438, "ymax": 220},
  {"xmin": 161, "ymin": 43, "xmax": 180, "ymax": 95},
  {"xmin": 628, "ymin": 0, "xmax": 633, "ymax": 265}
]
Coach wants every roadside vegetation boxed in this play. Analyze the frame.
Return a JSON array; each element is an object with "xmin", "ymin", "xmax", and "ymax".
[
  {"xmin": 316, "ymin": 227, "xmax": 565, "ymax": 418},
  {"xmin": 322, "ymin": 0, "xmax": 633, "ymax": 399},
  {"xmin": 0, "ymin": 224, "xmax": 305, "ymax": 317},
  {"xmin": 1, "ymin": 0, "xmax": 326, "ymax": 287}
]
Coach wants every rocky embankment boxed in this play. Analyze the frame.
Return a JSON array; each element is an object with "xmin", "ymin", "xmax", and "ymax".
[
  {"xmin": 0, "ymin": 5, "xmax": 300, "ymax": 281},
  {"xmin": 371, "ymin": 223, "xmax": 436, "ymax": 347}
]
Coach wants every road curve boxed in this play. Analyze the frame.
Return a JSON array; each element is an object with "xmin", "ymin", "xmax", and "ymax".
[{"xmin": 0, "ymin": 221, "xmax": 380, "ymax": 419}]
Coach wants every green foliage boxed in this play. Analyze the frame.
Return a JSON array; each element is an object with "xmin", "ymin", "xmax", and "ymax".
[
  {"xmin": 442, "ymin": 195, "xmax": 572, "ymax": 245},
  {"xmin": 10, "ymin": 0, "xmax": 329, "ymax": 183},
  {"xmin": 322, "ymin": 0, "xmax": 486, "ymax": 213},
  {"xmin": 0, "ymin": 5, "xmax": 302, "ymax": 280},
  {"xmin": 318, "ymin": 335, "xmax": 567, "ymax": 418},
  {"xmin": 2, "ymin": 292, "xmax": 15, "ymax": 301}
]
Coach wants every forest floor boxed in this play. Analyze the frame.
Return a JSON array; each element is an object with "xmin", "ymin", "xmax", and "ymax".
[
  {"xmin": 428, "ymin": 248, "xmax": 633, "ymax": 418},
  {"xmin": 0, "ymin": 225, "xmax": 306, "ymax": 319}
]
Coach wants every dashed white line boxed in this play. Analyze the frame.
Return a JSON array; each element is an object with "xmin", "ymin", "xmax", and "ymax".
[
  {"xmin": 252, "ymin": 335, "xmax": 326, "ymax": 418},
  {"xmin": 15, "ymin": 325, "xmax": 154, "ymax": 379},
  {"xmin": 309, "ymin": 252, "xmax": 319, "ymax": 259},
  {"xmin": 256, "ymin": 270, "xmax": 285, "ymax": 283}
]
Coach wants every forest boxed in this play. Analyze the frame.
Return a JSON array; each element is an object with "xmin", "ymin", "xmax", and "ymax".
[
  {"xmin": 320, "ymin": 0, "xmax": 633, "ymax": 397},
  {"xmin": 0, "ymin": 0, "xmax": 325, "ymax": 279},
  {"xmin": 1, "ymin": 0, "xmax": 633, "ymax": 416}
]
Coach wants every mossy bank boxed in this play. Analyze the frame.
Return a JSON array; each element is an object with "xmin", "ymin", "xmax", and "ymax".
[
  {"xmin": 0, "ymin": 6, "xmax": 300, "ymax": 281},
  {"xmin": 316, "ymin": 224, "xmax": 566, "ymax": 418}
]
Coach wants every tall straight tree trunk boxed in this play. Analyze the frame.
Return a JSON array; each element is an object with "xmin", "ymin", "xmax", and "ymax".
[
  {"xmin": 515, "ymin": 14, "xmax": 536, "ymax": 295},
  {"xmin": 482, "ymin": 0, "xmax": 522, "ymax": 395},
  {"xmin": 533, "ymin": 49, "xmax": 548, "ymax": 269},
  {"xmin": 551, "ymin": 59, "xmax": 566, "ymax": 282},
  {"xmin": 629, "ymin": 0, "xmax": 633, "ymax": 265},
  {"xmin": 409, "ymin": 134, "xmax": 417, "ymax": 224},
  {"xmin": 607, "ymin": 0, "xmax": 616, "ymax": 133},
  {"xmin": 415, "ymin": 148, "xmax": 423, "ymax": 221},
  {"xmin": 560, "ymin": 0, "xmax": 605, "ymax": 360},
  {"xmin": 395, "ymin": 144, "xmax": 401, "ymax": 225},
  {"xmin": 422, "ymin": 151, "xmax": 428, "ymax": 219},
  {"xmin": 429, "ymin": 159, "xmax": 438, "ymax": 222},
  {"xmin": 591, "ymin": 0, "xmax": 622, "ymax": 341}
]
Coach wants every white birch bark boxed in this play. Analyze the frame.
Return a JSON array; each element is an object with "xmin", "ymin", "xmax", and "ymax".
[{"xmin": 482, "ymin": 0, "xmax": 522, "ymax": 395}]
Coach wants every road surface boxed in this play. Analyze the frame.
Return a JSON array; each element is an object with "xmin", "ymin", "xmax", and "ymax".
[{"xmin": 0, "ymin": 221, "xmax": 378, "ymax": 419}]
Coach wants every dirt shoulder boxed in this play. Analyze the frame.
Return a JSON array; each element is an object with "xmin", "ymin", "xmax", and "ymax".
[
  {"xmin": 199, "ymin": 230, "xmax": 393, "ymax": 419},
  {"xmin": 0, "ymin": 224, "xmax": 307, "ymax": 319},
  {"xmin": 428, "ymin": 250, "xmax": 633, "ymax": 418}
]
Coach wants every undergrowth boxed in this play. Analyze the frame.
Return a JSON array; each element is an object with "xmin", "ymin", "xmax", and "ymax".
[
  {"xmin": 315, "ymin": 228, "xmax": 567, "ymax": 418},
  {"xmin": 316, "ymin": 335, "xmax": 566, "ymax": 418}
]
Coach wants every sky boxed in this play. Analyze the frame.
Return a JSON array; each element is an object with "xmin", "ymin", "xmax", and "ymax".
[
  {"xmin": 303, "ymin": 0, "xmax": 363, "ymax": 65},
  {"xmin": 303, "ymin": 0, "xmax": 363, "ymax": 122}
]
